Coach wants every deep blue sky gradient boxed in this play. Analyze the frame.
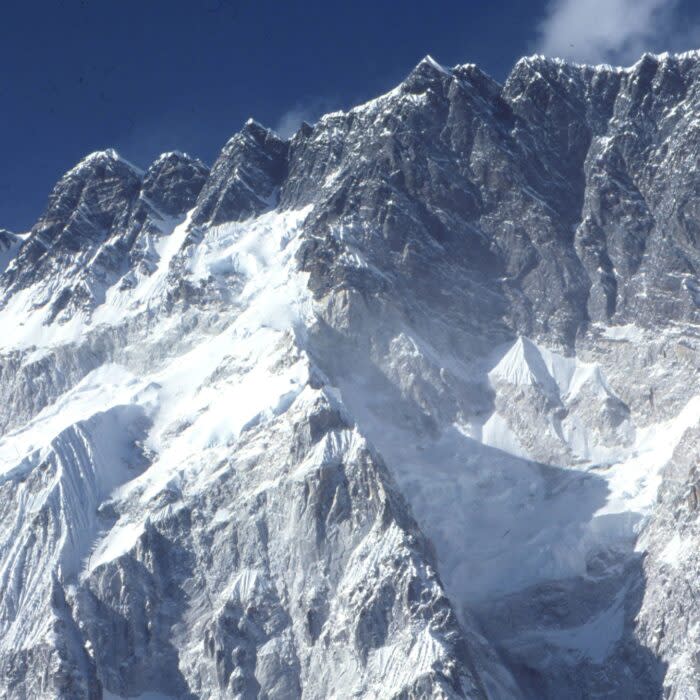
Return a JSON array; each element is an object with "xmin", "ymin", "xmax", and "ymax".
[
  {"xmin": 0, "ymin": 0, "xmax": 695, "ymax": 231},
  {"xmin": 0, "ymin": 0, "xmax": 551, "ymax": 230}
]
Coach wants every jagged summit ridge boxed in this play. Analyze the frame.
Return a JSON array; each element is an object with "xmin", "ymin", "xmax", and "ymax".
[
  {"xmin": 513, "ymin": 47, "xmax": 700, "ymax": 73},
  {"xmin": 66, "ymin": 147, "xmax": 145, "ymax": 177}
]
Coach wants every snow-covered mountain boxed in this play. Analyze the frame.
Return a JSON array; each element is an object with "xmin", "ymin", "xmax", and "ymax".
[{"xmin": 1, "ymin": 51, "xmax": 699, "ymax": 699}]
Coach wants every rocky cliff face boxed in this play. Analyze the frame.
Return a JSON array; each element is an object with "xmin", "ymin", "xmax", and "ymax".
[{"xmin": 0, "ymin": 51, "xmax": 699, "ymax": 699}]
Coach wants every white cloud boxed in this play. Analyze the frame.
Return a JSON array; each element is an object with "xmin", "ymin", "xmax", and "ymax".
[
  {"xmin": 273, "ymin": 97, "xmax": 339, "ymax": 139},
  {"xmin": 534, "ymin": 0, "xmax": 699, "ymax": 65},
  {"xmin": 274, "ymin": 105, "xmax": 316, "ymax": 139}
]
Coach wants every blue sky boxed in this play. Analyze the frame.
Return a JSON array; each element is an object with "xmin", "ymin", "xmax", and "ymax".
[{"xmin": 2, "ymin": 0, "xmax": 700, "ymax": 231}]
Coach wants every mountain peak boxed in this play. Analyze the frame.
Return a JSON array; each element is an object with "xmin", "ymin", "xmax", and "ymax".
[
  {"xmin": 142, "ymin": 150, "xmax": 210, "ymax": 217},
  {"xmin": 242, "ymin": 117, "xmax": 274, "ymax": 139},
  {"xmin": 417, "ymin": 54, "xmax": 450, "ymax": 75},
  {"xmin": 145, "ymin": 150, "xmax": 209, "ymax": 180},
  {"xmin": 67, "ymin": 148, "xmax": 144, "ymax": 179},
  {"xmin": 401, "ymin": 54, "xmax": 453, "ymax": 94},
  {"xmin": 489, "ymin": 336, "xmax": 551, "ymax": 388},
  {"xmin": 190, "ymin": 118, "xmax": 287, "ymax": 226},
  {"xmin": 150, "ymin": 150, "xmax": 203, "ymax": 166}
]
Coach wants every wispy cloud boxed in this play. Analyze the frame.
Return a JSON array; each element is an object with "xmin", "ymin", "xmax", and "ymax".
[
  {"xmin": 273, "ymin": 97, "xmax": 339, "ymax": 139},
  {"xmin": 534, "ymin": 0, "xmax": 700, "ymax": 65}
]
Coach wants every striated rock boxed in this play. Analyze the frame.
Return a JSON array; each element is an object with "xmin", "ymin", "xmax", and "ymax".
[{"xmin": 191, "ymin": 120, "xmax": 288, "ymax": 226}]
